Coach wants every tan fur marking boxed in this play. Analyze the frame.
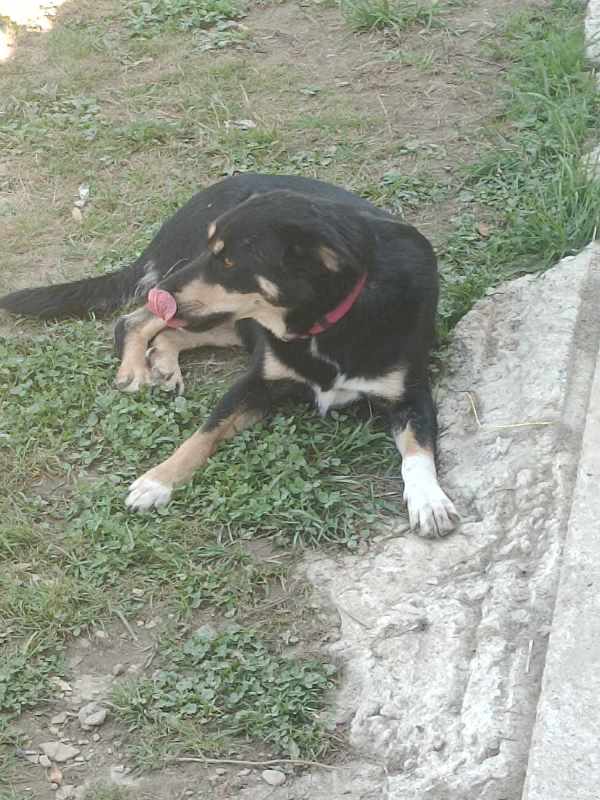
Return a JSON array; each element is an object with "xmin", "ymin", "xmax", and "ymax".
[
  {"xmin": 207, "ymin": 221, "xmax": 216, "ymax": 239},
  {"xmin": 395, "ymin": 426, "xmax": 431, "ymax": 459},
  {"xmin": 115, "ymin": 310, "xmax": 169, "ymax": 387},
  {"xmin": 175, "ymin": 278, "xmax": 287, "ymax": 338},
  {"xmin": 262, "ymin": 346, "xmax": 305, "ymax": 382},
  {"xmin": 211, "ymin": 239, "xmax": 224, "ymax": 255},
  {"xmin": 224, "ymin": 257, "xmax": 235, "ymax": 269},
  {"xmin": 148, "ymin": 408, "xmax": 263, "ymax": 486},
  {"xmin": 157, "ymin": 324, "xmax": 241, "ymax": 351},
  {"xmin": 319, "ymin": 246, "xmax": 340, "ymax": 272},
  {"xmin": 256, "ymin": 276, "xmax": 280, "ymax": 301}
]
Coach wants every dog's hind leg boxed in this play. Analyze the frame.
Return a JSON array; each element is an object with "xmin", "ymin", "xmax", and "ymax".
[
  {"xmin": 125, "ymin": 370, "xmax": 275, "ymax": 511},
  {"xmin": 145, "ymin": 323, "xmax": 242, "ymax": 394},
  {"xmin": 389, "ymin": 384, "xmax": 459, "ymax": 538}
]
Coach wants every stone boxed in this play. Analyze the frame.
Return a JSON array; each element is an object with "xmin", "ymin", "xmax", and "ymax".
[
  {"xmin": 215, "ymin": 767, "xmax": 227, "ymax": 775},
  {"xmin": 40, "ymin": 742, "xmax": 81, "ymax": 763},
  {"xmin": 69, "ymin": 674, "xmax": 112, "ymax": 706},
  {"xmin": 261, "ymin": 770, "xmax": 286, "ymax": 786},
  {"xmin": 50, "ymin": 712, "xmax": 69, "ymax": 726},
  {"xmin": 112, "ymin": 663, "xmax": 125, "ymax": 677},
  {"xmin": 78, "ymin": 702, "xmax": 108, "ymax": 730},
  {"xmin": 297, "ymin": 245, "xmax": 600, "ymax": 799},
  {"xmin": 39, "ymin": 754, "xmax": 52, "ymax": 768}
]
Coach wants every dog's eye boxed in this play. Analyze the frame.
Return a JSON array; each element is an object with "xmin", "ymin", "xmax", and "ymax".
[{"xmin": 224, "ymin": 257, "xmax": 235, "ymax": 269}]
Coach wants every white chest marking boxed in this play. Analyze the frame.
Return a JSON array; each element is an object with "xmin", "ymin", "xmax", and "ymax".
[{"xmin": 309, "ymin": 338, "xmax": 405, "ymax": 415}]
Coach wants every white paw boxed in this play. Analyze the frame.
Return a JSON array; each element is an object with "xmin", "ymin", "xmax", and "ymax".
[
  {"xmin": 402, "ymin": 454, "xmax": 459, "ymax": 538},
  {"xmin": 126, "ymin": 475, "xmax": 173, "ymax": 511},
  {"xmin": 404, "ymin": 481, "xmax": 459, "ymax": 538}
]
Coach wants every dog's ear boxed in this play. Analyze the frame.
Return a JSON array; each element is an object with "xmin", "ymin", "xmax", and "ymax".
[{"xmin": 279, "ymin": 207, "xmax": 374, "ymax": 276}]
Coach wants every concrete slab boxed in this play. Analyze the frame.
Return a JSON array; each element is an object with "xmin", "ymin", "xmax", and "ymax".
[{"xmin": 523, "ymin": 313, "xmax": 600, "ymax": 799}]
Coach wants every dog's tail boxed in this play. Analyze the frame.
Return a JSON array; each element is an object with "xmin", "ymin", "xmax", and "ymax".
[{"xmin": 0, "ymin": 258, "xmax": 150, "ymax": 319}]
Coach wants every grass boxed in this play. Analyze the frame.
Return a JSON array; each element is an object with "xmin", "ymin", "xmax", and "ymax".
[
  {"xmin": 436, "ymin": 0, "xmax": 600, "ymax": 334},
  {"xmin": 112, "ymin": 626, "xmax": 336, "ymax": 761},
  {"xmin": 0, "ymin": 321, "xmax": 395, "ymax": 759},
  {"xmin": 0, "ymin": 0, "xmax": 598, "ymax": 786},
  {"xmin": 341, "ymin": 0, "xmax": 445, "ymax": 33}
]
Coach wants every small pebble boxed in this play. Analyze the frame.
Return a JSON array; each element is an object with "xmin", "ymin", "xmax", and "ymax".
[
  {"xmin": 215, "ymin": 767, "xmax": 227, "ymax": 776},
  {"xmin": 40, "ymin": 755, "xmax": 52, "ymax": 768},
  {"xmin": 112, "ymin": 663, "xmax": 125, "ymax": 677},
  {"xmin": 78, "ymin": 702, "xmax": 108, "ymax": 730},
  {"xmin": 92, "ymin": 734, "xmax": 100, "ymax": 742},
  {"xmin": 238, "ymin": 768, "xmax": 251, "ymax": 776}
]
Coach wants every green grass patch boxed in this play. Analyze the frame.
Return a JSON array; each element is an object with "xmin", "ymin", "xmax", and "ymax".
[
  {"xmin": 436, "ymin": 0, "xmax": 600, "ymax": 335},
  {"xmin": 126, "ymin": 0, "xmax": 245, "ymax": 37},
  {"xmin": 0, "ymin": 321, "xmax": 393, "ymax": 750},
  {"xmin": 112, "ymin": 626, "xmax": 336, "ymax": 760},
  {"xmin": 341, "ymin": 0, "xmax": 444, "ymax": 33}
]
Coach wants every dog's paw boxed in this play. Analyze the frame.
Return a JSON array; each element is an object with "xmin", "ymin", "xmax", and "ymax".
[
  {"xmin": 145, "ymin": 345, "xmax": 184, "ymax": 394},
  {"xmin": 126, "ymin": 474, "xmax": 173, "ymax": 511},
  {"xmin": 114, "ymin": 364, "xmax": 153, "ymax": 393},
  {"xmin": 403, "ymin": 482, "xmax": 459, "ymax": 538}
]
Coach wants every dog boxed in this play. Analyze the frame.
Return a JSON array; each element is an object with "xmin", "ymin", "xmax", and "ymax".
[{"xmin": 0, "ymin": 172, "xmax": 459, "ymax": 536}]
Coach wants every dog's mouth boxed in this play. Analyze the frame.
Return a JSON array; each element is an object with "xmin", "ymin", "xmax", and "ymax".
[{"xmin": 146, "ymin": 288, "xmax": 233, "ymax": 333}]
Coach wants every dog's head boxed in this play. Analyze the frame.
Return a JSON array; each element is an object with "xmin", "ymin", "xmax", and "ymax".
[{"xmin": 156, "ymin": 190, "xmax": 376, "ymax": 339}]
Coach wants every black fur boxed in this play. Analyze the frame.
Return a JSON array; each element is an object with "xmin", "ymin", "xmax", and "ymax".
[{"xmin": 1, "ymin": 173, "xmax": 456, "ymax": 534}]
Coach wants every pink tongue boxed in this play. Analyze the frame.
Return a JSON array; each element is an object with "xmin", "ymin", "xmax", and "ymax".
[{"xmin": 146, "ymin": 288, "xmax": 185, "ymax": 328}]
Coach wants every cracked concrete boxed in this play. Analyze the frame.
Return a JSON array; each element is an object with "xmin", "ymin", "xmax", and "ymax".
[{"xmin": 240, "ymin": 243, "xmax": 600, "ymax": 799}]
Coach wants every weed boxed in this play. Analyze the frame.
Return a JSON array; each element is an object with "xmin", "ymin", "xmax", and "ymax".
[
  {"xmin": 341, "ymin": 0, "xmax": 443, "ymax": 33},
  {"xmin": 81, "ymin": 788, "xmax": 133, "ymax": 800},
  {"xmin": 126, "ymin": 0, "xmax": 245, "ymax": 37},
  {"xmin": 0, "ymin": 646, "xmax": 62, "ymax": 727},
  {"xmin": 112, "ymin": 626, "xmax": 336, "ymax": 759},
  {"xmin": 363, "ymin": 171, "xmax": 448, "ymax": 215}
]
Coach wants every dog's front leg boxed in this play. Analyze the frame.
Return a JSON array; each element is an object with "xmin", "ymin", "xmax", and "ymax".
[
  {"xmin": 389, "ymin": 385, "xmax": 459, "ymax": 538},
  {"xmin": 125, "ymin": 371, "xmax": 271, "ymax": 511},
  {"xmin": 114, "ymin": 308, "xmax": 168, "ymax": 392}
]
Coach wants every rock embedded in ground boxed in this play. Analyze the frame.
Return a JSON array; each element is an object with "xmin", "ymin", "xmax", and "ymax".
[
  {"xmin": 261, "ymin": 770, "xmax": 286, "ymax": 786},
  {"xmin": 78, "ymin": 701, "xmax": 108, "ymax": 729},
  {"xmin": 40, "ymin": 742, "xmax": 81, "ymax": 763}
]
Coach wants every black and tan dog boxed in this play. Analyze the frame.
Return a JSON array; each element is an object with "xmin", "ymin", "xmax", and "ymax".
[{"xmin": 0, "ymin": 173, "xmax": 459, "ymax": 536}]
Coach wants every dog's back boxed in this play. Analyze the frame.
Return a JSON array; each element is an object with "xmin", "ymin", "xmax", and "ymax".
[{"xmin": 0, "ymin": 173, "xmax": 392, "ymax": 320}]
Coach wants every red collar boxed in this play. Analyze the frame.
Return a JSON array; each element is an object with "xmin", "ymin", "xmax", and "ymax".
[{"xmin": 297, "ymin": 273, "xmax": 367, "ymax": 338}]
